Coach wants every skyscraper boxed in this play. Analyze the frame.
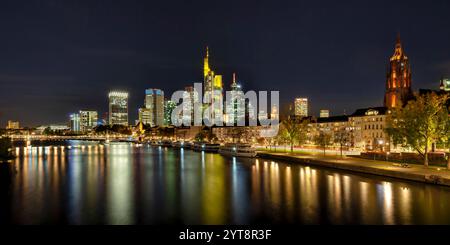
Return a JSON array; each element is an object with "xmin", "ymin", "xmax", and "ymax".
[
  {"xmin": 79, "ymin": 110, "xmax": 98, "ymax": 132},
  {"xmin": 70, "ymin": 113, "xmax": 80, "ymax": 132},
  {"xmin": 227, "ymin": 73, "xmax": 246, "ymax": 125},
  {"xmin": 138, "ymin": 108, "xmax": 151, "ymax": 125},
  {"xmin": 295, "ymin": 98, "xmax": 308, "ymax": 117},
  {"xmin": 108, "ymin": 91, "xmax": 129, "ymax": 126},
  {"xmin": 203, "ymin": 47, "xmax": 223, "ymax": 125},
  {"xmin": 384, "ymin": 35, "xmax": 413, "ymax": 108},
  {"xmin": 145, "ymin": 88, "xmax": 165, "ymax": 127},
  {"xmin": 182, "ymin": 86, "xmax": 199, "ymax": 125}
]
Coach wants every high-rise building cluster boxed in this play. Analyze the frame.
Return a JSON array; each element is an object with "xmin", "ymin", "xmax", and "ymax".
[{"xmin": 101, "ymin": 47, "xmax": 253, "ymax": 129}]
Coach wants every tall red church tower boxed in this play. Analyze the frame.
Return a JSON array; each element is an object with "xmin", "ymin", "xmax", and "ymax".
[{"xmin": 384, "ymin": 35, "xmax": 413, "ymax": 108}]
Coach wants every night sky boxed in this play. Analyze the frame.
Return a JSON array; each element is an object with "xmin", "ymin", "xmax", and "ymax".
[{"xmin": 1, "ymin": 0, "xmax": 450, "ymax": 127}]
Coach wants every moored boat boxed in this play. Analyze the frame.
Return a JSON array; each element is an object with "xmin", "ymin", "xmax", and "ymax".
[
  {"xmin": 161, "ymin": 140, "xmax": 172, "ymax": 147},
  {"xmin": 219, "ymin": 143, "xmax": 257, "ymax": 158},
  {"xmin": 172, "ymin": 141, "xmax": 185, "ymax": 148},
  {"xmin": 193, "ymin": 142, "xmax": 220, "ymax": 153}
]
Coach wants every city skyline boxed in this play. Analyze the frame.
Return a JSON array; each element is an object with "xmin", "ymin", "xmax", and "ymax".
[{"xmin": 1, "ymin": 0, "xmax": 450, "ymax": 127}]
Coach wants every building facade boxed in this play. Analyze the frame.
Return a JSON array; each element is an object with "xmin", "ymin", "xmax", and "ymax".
[
  {"xmin": 203, "ymin": 47, "xmax": 223, "ymax": 125},
  {"xmin": 138, "ymin": 108, "xmax": 152, "ymax": 125},
  {"xmin": 295, "ymin": 98, "xmax": 308, "ymax": 117},
  {"xmin": 319, "ymin": 110, "xmax": 330, "ymax": 118},
  {"xmin": 384, "ymin": 35, "xmax": 413, "ymax": 108},
  {"xmin": 349, "ymin": 107, "xmax": 389, "ymax": 151},
  {"xmin": 308, "ymin": 115, "xmax": 350, "ymax": 147},
  {"xmin": 225, "ymin": 73, "xmax": 246, "ymax": 125},
  {"xmin": 145, "ymin": 88, "xmax": 165, "ymax": 127},
  {"xmin": 70, "ymin": 113, "xmax": 81, "ymax": 132},
  {"xmin": 79, "ymin": 110, "xmax": 98, "ymax": 132},
  {"xmin": 6, "ymin": 120, "xmax": 20, "ymax": 130},
  {"xmin": 108, "ymin": 91, "xmax": 129, "ymax": 126},
  {"xmin": 213, "ymin": 126, "xmax": 267, "ymax": 144}
]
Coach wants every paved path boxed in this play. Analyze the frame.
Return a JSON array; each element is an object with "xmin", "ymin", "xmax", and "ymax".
[{"xmin": 257, "ymin": 152, "xmax": 450, "ymax": 187}]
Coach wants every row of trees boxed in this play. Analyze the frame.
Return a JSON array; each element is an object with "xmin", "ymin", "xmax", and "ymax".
[
  {"xmin": 386, "ymin": 93, "xmax": 450, "ymax": 167},
  {"xmin": 276, "ymin": 116, "xmax": 350, "ymax": 156},
  {"xmin": 275, "ymin": 92, "xmax": 450, "ymax": 167}
]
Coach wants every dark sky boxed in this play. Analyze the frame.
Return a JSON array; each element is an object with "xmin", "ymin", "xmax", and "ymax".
[{"xmin": 1, "ymin": 0, "xmax": 450, "ymax": 127}]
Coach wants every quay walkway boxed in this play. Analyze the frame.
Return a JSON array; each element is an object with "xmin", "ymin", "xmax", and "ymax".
[{"xmin": 257, "ymin": 152, "xmax": 450, "ymax": 187}]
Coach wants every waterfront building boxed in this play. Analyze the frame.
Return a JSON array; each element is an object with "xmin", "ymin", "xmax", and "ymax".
[
  {"xmin": 348, "ymin": 107, "xmax": 389, "ymax": 151},
  {"xmin": 226, "ymin": 73, "xmax": 246, "ymax": 125},
  {"xmin": 36, "ymin": 125, "xmax": 70, "ymax": 134},
  {"xmin": 203, "ymin": 47, "xmax": 223, "ymax": 125},
  {"xmin": 138, "ymin": 108, "xmax": 152, "ymax": 125},
  {"xmin": 384, "ymin": 35, "xmax": 413, "ymax": 108},
  {"xmin": 70, "ymin": 113, "xmax": 81, "ymax": 132},
  {"xmin": 213, "ymin": 126, "xmax": 266, "ymax": 144},
  {"xmin": 320, "ymin": 109, "xmax": 330, "ymax": 118},
  {"xmin": 145, "ymin": 88, "xmax": 165, "ymax": 127},
  {"xmin": 182, "ymin": 86, "xmax": 198, "ymax": 125},
  {"xmin": 6, "ymin": 120, "xmax": 20, "ymax": 130},
  {"xmin": 308, "ymin": 115, "xmax": 350, "ymax": 147},
  {"xmin": 79, "ymin": 110, "xmax": 98, "ymax": 132},
  {"xmin": 295, "ymin": 98, "xmax": 308, "ymax": 117},
  {"xmin": 108, "ymin": 91, "xmax": 129, "ymax": 126}
]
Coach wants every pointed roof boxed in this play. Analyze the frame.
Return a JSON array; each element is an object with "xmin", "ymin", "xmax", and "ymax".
[
  {"xmin": 390, "ymin": 33, "xmax": 407, "ymax": 61},
  {"xmin": 203, "ymin": 46, "xmax": 211, "ymax": 77}
]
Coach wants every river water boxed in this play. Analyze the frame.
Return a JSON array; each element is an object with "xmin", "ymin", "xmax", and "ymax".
[{"xmin": 1, "ymin": 140, "xmax": 450, "ymax": 225}]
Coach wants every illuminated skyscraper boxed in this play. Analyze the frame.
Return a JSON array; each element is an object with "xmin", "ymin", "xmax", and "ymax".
[
  {"xmin": 70, "ymin": 113, "xmax": 80, "ymax": 132},
  {"xmin": 182, "ymin": 86, "xmax": 198, "ymax": 125},
  {"xmin": 295, "ymin": 98, "xmax": 308, "ymax": 117},
  {"xmin": 108, "ymin": 91, "xmax": 129, "ymax": 126},
  {"xmin": 79, "ymin": 110, "xmax": 98, "ymax": 132},
  {"xmin": 226, "ymin": 73, "xmax": 245, "ymax": 125},
  {"xmin": 384, "ymin": 35, "xmax": 413, "ymax": 108},
  {"xmin": 138, "ymin": 108, "xmax": 151, "ymax": 125},
  {"xmin": 203, "ymin": 47, "xmax": 223, "ymax": 125},
  {"xmin": 145, "ymin": 88, "xmax": 165, "ymax": 127}
]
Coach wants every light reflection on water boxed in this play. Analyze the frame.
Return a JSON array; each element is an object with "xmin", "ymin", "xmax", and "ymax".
[{"xmin": 4, "ymin": 140, "xmax": 450, "ymax": 225}]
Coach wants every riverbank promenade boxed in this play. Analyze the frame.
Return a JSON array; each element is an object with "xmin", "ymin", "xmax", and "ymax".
[{"xmin": 257, "ymin": 151, "xmax": 450, "ymax": 187}]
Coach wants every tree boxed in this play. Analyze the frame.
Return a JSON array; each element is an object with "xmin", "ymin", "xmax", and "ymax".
[
  {"xmin": 194, "ymin": 127, "xmax": 217, "ymax": 143},
  {"xmin": 279, "ymin": 117, "xmax": 308, "ymax": 153},
  {"xmin": 334, "ymin": 128, "xmax": 351, "ymax": 157},
  {"xmin": 436, "ymin": 102, "xmax": 450, "ymax": 169},
  {"xmin": 386, "ymin": 93, "xmax": 449, "ymax": 167},
  {"xmin": 315, "ymin": 131, "xmax": 332, "ymax": 156}
]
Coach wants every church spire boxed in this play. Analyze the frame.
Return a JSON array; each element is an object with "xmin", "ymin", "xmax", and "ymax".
[{"xmin": 391, "ymin": 33, "xmax": 406, "ymax": 61}]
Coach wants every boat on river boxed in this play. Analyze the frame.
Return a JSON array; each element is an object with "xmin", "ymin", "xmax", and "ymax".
[
  {"xmin": 193, "ymin": 142, "xmax": 220, "ymax": 153},
  {"xmin": 218, "ymin": 143, "xmax": 257, "ymax": 158},
  {"xmin": 172, "ymin": 141, "xmax": 185, "ymax": 148}
]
